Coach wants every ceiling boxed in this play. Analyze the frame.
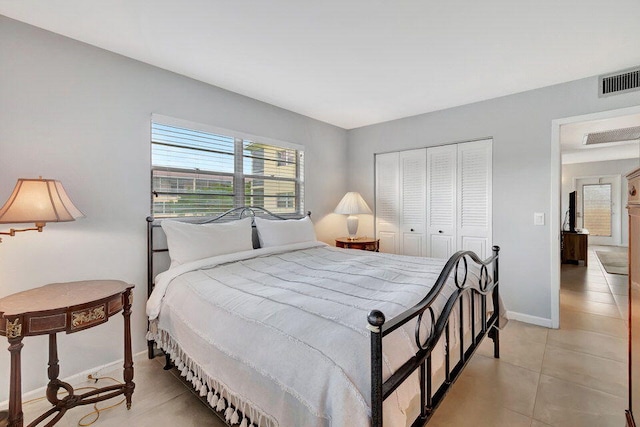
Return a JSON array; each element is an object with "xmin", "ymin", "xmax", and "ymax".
[
  {"xmin": 1, "ymin": 1, "xmax": 640, "ymax": 129},
  {"xmin": 561, "ymin": 113, "xmax": 640, "ymax": 164}
]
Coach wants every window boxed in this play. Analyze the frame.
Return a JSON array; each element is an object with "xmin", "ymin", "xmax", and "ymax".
[
  {"xmin": 151, "ymin": 118, "xmax": 304, "ymax": 218},
  {"xmin": 276, "ymin": 192, "xmax": 295, "ymax": 208},
  {"xmin": 276, "ymin": 150, "xmax": 295, "ymax": 166},
  {"xmin": 583, "ymin": 184, "xmax": 612, "ymax": 236}
]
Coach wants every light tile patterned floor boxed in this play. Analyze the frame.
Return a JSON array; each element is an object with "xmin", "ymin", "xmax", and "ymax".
[{"xmin": 14, "ymin": 246, "xmax": 629, "ymax": 426}]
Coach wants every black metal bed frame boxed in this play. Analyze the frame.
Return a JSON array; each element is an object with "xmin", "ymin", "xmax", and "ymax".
[
  {"xmin": 369, "ymin": 246, "xmax": 500, "ymax": 427},
  {"xmin": 146, "ymin": 207, "xmax": 500, "ymax": 427}
]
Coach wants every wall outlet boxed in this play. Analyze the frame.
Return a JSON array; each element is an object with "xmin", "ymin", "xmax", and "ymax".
[{"xmin": 534, "ymin": 212, "xmax": 545, "ymax": 226}]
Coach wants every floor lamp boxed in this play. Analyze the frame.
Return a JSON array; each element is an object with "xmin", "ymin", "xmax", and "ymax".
[{"xmin": 0, "ymin": 177, "xmax": 83, "ymax": 426}]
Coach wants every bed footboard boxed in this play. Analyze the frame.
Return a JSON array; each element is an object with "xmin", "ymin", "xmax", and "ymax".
[{"xmin": 369, "ymin": 246, "xmax": 500, "ymax": 427}]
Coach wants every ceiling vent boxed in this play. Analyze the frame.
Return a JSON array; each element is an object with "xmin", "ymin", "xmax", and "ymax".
[
  {"xmin": 599, "ymin": 66, "xmax": 640, "ymax": 97},
  {"xmin": 583, "ymin": 126, "xmax": 640, "ymax": 145}
]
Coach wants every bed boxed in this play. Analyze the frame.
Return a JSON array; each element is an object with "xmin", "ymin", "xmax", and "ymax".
[{"xmin": 146, "ymin": 207, "xmax": 503, "ymax": 427}]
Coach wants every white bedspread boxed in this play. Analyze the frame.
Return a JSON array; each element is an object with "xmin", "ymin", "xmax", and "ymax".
[{"xmin": 147, "ymin": 242, "xmax": 483, "ymax": 427}]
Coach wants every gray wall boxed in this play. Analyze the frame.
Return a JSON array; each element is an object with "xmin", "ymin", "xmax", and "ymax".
[
  {"xmin": 348, "ymin": 79, "xmax": 640, "ymax": 323},
  {"xmin": 0, "ymin": 16, "xmax": 348, "ymax": 402},
  {"xmin": 3, "ymin": 12, "xmax": 640, "ymax": 404},
  {"xmin": 562, "ymin": 158, "xmax": 640, "ymax": 246}
]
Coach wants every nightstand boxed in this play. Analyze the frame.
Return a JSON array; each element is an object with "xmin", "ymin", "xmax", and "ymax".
[
  {"xmin": 0, "ymin": 280, "xmax": 135, "ymax": 427},
  {"xmin": 335, "ymin": 237, "xmax": 379, "ymax": 252}
]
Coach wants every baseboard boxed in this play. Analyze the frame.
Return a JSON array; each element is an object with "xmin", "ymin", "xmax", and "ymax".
[
  {"xmin": 0, "ymin": 350, "xmax": 146, "ymax": 410},
  {"xmin": 506, "ymin": 311, "xmax": 553, "ymax": 328}
]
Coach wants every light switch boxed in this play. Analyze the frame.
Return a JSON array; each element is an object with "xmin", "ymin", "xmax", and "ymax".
[{"xmin": 534, "ymin": 212, "xmax": 545, "ymax": 226}]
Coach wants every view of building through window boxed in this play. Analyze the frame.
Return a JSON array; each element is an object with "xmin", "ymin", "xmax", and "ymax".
[{"xmin": 151, "ymin": 121, "xmax": 303, "ymax": 217}]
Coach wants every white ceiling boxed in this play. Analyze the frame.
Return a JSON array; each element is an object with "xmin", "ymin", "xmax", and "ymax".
[
  {"xmin": 1, "ymin": 1, "xmax": 640, "ymax": 129},
  {"xmin": 561, "ymin": 113, "xmax": 640, "ymax": 164}
]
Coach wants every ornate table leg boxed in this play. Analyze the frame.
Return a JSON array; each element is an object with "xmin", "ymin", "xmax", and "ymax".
[
  {"xmin": 35, "ymin": 333, "xmax": 71, "ymax": 426},
  {"xmin": 46, "ymin": 334, "xmax": 60, "ymax": 404},
  {"xmin": 123, "ymin": 290, "xmax": 135, "ymax": 409},
  {"xmin": 7, "ymin": 317, "xmax": 24, "ymax": 427}
]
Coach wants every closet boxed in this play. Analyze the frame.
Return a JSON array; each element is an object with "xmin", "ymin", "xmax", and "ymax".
[
  {"xmin": 375, "ymin": 149, "xmax": 427, "ymax": 256},
  {"xmin": 375, "ymin": 139, "xmax": 492, "ymax": 259}
]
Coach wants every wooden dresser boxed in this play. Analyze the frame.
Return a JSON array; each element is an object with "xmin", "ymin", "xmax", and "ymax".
[{"xmin": 627, "ymin": 167, "xmax": 640, "ymax": 427}]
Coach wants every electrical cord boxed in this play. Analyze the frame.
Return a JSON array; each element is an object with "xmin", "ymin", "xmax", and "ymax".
[{"xmin": 21, "ymin": 375, "xmax": 125, "ymax": 426}]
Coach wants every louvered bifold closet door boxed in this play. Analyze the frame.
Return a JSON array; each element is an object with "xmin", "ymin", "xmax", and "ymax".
[
  {"xmin": 426, "ymin": 145, "xmax": 457, "ymax": 259},
  {"xmin": 399, "ymin": 149, "xmax": 427, "ymax": 257},
  {"xmin": 375, "ymin": 152, "xmax": 400, "ymax": 254},
  {"xmin": 457, "ymin": 139, "xmax": 492, "ymax": 260}
]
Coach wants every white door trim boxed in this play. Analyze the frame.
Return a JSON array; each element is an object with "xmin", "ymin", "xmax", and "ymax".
[{"xmin": 551, "ymin": 104, "xmax": 640, "ymax": 329}]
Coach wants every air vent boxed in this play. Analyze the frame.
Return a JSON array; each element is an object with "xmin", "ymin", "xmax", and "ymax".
[
  {"xmin": 599, "ymin": 67, "xmax": 640, "ymax": 97},
  {"xmin": 583, "ymin": 126, "xmax": 640, "ymax": 145}
]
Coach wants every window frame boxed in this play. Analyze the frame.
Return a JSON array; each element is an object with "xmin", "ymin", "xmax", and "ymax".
[
  {"xmin": 151, "ymin": 114, "xmax": 305, "ymax": 218},
  {"xmin": 582, "ymin": 183, "xmax": 613, "ymax": 237}
]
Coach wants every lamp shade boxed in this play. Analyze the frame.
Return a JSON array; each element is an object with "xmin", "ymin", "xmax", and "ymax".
[
  {"xmin": 334, "ymin": 192, "xmax": 372, "ymax": 215},
  {"xmin": 0, "ymin": 178, "xmax": 84, "ymax": 224}
]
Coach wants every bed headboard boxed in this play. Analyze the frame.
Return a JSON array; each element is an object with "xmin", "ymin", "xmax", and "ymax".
[{"xmin": 146, "ymin": 206, "xmax": 311, "ymax": 299}]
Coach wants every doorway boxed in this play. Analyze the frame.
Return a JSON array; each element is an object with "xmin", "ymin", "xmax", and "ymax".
[{"xmin": 551, "ymin": 106, "xmax": 640, "ymax": 328}]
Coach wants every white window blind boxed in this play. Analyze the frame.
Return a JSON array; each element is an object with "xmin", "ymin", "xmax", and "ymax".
[{"xmin": 151, "ymin": 119, "xmax": 304, "ymax": 218}]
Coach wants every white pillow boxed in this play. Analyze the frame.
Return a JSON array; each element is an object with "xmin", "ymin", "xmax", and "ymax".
[
  {"xmin": 161, "ymin": 217, "xmax": 253, "ymax": 266},
  {"xmin": 254, "ymin": 216, "xmax": 317, "ymax": 248}
]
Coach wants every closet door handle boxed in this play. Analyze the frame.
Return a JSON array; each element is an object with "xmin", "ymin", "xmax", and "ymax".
[
  {"xmin": 438, "ymin": 230, "xmax": 443, "ymax": 234},
  {"xmin": 410, "ymin": 228, "xmax": 415, "ymax": 232}
]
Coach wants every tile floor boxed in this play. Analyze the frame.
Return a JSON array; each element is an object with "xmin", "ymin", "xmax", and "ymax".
[
  {"xmin": 15, "ymin": 246, "xmax": 629, "ymax": 426},
  {"xmin": 429, "ymin": 245, "xmax": 628, "ymax": 427}
]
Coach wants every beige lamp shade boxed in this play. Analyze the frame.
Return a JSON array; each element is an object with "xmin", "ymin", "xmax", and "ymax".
[
  {"xmin": 0, "ymin": 178, "xmax": 84, "ymax": 224},
  {"xmin": 334, "ymin": 192, "xmax": 372, "ymax": 215}
]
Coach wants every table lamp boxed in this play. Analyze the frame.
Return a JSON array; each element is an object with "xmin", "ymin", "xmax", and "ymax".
[
  {"xmin": 334, "ymin": 191, "xmax": 372, "ymax": 240},
  {"xmin": 0, "ymin": 177, "xmax": 84, "ymax": 243}
]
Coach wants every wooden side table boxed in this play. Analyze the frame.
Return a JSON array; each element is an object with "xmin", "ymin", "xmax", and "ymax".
[
  {"xmin": 335, "ymin": 237, "xmax": 379, "ymax": 252},
  {"xmin": 562, "ymin": 230, "xmax": 589, "ymax": 266},
  {"xmin": 0, "ymin": 280, "xmax": 135, "ymax": 427}
]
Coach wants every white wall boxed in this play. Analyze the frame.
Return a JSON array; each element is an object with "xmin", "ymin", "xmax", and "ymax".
[
  {"xmin": 0, "ymin": 16, "xmax": 348, "ymax": 402},
  {"xmin": 347, "ymin": 78, "xmax": 640, "ymax": 325},
  {"xmin": 562, "ymin": 158, "xmax": 640, "ymax": 247}
]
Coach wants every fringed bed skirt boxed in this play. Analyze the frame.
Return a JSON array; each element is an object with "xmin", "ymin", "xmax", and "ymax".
[{"xmin": 147, "ymin": 326, "xmax": 277, "ymax": 427}]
